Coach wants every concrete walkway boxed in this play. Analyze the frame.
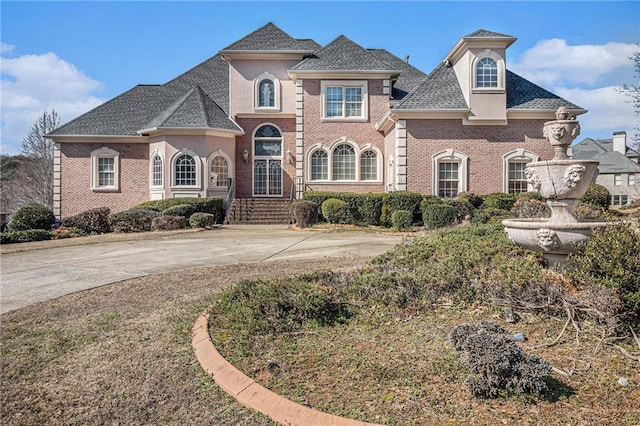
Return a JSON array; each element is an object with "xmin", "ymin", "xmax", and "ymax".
[{"xmin": 0, "ymin": 225, "xmax": 403, "ymax": 314}]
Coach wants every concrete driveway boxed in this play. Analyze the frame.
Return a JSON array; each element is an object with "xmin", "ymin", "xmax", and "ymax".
[{"xmin": 0, "ymin": 225, "xmax": 404, "ymax": 314}]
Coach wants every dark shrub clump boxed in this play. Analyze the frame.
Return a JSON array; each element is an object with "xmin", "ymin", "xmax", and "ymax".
[
  {"xmin": 61, "ymin": 207, "xmax": 112, "ymax": 234},
  {"xmin": 580, "ymin": 183, "xmax": 611, "ymax": 209},
  {"xmin": 111, "ymin": 209, "xmax": 160, "ymax": 233},
  {"xmin": 0, "ymin": 229, "xmax": 52, "ymax": 244},
  {"xmin": 189, "ymin": 212, "xmax": 216, "ymax": 229},
  {"xmin": 162, "ymin": 204, "xmax": 196, "ymax": 220},
  {"xmin": 511, "ymin": 198, "xmax": 551, "ymax": 218},
  {"xmin": 484, "ymin": 192, "xmax": 518, "ymax": 211},
  {"xmin": 391, "ymin": 209, "xmax": 413, "ymax": 230},
  {"xmin": 152, "ymin": 215, "xmax": 186, "ymax": 231},
  {"xmin": 471, "ymin": 208, "xmax": 512, "ymax": 225},
  {"xmin": 423, "ymin": 203, "xmax": 457, "ymax": 229},
  {"xmin": 291, "ymin": 200, "xmax": 318, "ymax": 228},
  {"xmin": 449, "ymin": 321, "xmax": 552, "ymax": 398},
  {"xmin": 321, "ymin": 198, "xmax": 351, "ymax": 224},
  {"xmin": 7, "ymin": 203, "xmax": 55, "ymax": 231}
]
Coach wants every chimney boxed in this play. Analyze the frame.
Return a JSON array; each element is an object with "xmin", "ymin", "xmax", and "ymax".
[{"xmin": 612, "ymin": 131, "xmax": 627, "ymax": 154}]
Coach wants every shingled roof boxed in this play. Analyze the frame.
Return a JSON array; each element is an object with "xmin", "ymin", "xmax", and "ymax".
[
  {"xmin": 291, "ymin": 35, "xmax": 398, "ymax": 73},
  {"xmin": 573, "ymin": 138, "xmax": 640, "ymax": 174},
  {"xmin": 392, "ymin": 63, "xmax": 468, "ymax": 110},
  {"xmin": 367, "ymin": 49, "xmax": 427, "ymax": 102},
  {"xmin": 220, "ymin": 22, "xmax": 319, "ymax": 52}
]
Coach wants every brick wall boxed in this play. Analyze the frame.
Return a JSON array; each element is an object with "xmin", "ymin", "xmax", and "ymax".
[
  {"xmin": 60, "ymin": 143, "xmax": 149, "ymax": 217},
  {"xmin": 405, "ymin": 118, "xmax": 556, "ymax": 195}
]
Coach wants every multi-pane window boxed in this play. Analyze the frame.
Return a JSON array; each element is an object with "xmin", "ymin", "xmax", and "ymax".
[
  {"xmin": 332, "ymin": 144, "xmax": 356, "ymax": 180},
  {"xmin": 174, "ymin": 154, "xmax": 196, "ymax": 186},
  {"xmin": 152, "ymin": 155, "xmax": 163, "ymax": 186},
  {"xmin": 508, "ymin": 161, "xmax": 529, "ymax": 193},
  {"xmin": 438, "ymin": 161, "xmax": 459, "ymax": 198},
  {"xmin": 476, "ymin": 58, "xmax": 498, "ymax": 88},
  {"xmin": 258, "ymin": 79, "xmax": 275, "ymax": 107},
  {"xmin": 360, "ymin": 150, "xmax": 377, "ymax": 181},
  {"xmin": 98, "ymin": 158, "xmax": 115, "ymax": 187},
  {"xmin": 210, "ymin": 156, "xmax": 228, "ymax": 187},
  {"xmin": 254, "ymin": 125, "xmax": 282, "ymax": 156},
  {"xmin": 612, "ymin": 195, "xmax": 628, "ymax": 206},
  {"xmin": 614, "ymin": 174, "xmax": 622, "ymax": 186},
  {"xmin": 323, "ymin": 83, "xmax": 365, "ymax": 119},
  {"xmin": 311, "ymin": 150, "xmax": 328, "ymax": 180}
]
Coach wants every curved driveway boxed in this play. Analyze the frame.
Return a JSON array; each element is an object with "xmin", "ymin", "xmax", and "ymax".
[{"xmin": 0, "ymin": 225, "xmax": 404, "ymax": 314}]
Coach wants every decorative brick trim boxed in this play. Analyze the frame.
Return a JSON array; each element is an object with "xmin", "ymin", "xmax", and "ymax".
[
  {"xmin": 53, "ymin": 143, "xmax": 61, "ymax": 219},
  {"xmin": 395, "ymin": 120, "xmax": 407, "ymax": 191}
]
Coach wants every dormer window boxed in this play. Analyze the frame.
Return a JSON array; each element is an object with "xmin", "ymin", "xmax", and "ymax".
[
  {"xmin": 254, "ymin": 72, "xmax": 280, "ymax": 111},
  {"xmin": 472, "ymin": 50, "xmax": 505, "ymax": 91}
]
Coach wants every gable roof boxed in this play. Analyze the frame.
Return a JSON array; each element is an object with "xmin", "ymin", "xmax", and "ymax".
[
  {"xmin": 291, "ymin": 35, "xmax": 398, "ymax": 74},
  {"xmin": 367, "ymin": 49, "xmax": 427, "ymax": 102},
  {"xmin": 573, "ymin": 138, "xmax": 640, "ymax": 174},
  {"xmin": 220, "ymin": 22, "xmax": 319, "ymax": 53},
  {"xmin": 506, "ymin": 70, "xmax": 583, "ymax": 111},
  {"xmin": 463, "ymin": 29, "xmax": 515, "ymax": 39},
  {"xmin": 393, "ymin": 63, "xmax": 468, "ymax": 110}
]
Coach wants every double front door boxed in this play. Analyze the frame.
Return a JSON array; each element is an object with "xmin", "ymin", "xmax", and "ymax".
[{"xmin": 253, "ymin": 124, "xmax": 283, "ymax": 197}]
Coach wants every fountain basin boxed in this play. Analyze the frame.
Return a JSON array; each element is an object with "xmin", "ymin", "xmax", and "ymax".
[
  {"xmin": 524, "ymin": 160, "xmax": 599, "ymax": 199},
  {"xmin": 502, "ymin": 218, "xmax": 609, "ymax": 266}
]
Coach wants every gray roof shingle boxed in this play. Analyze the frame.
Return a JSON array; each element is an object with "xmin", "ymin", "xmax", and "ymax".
[
  {"xmin": 367, "ymin": 49, "xmax": 427, "ymax": 101},
  {"xmin": 463, "ymin": 29, "xmax": 515, "ymax": 39},
  {"xmin": 573, "ymin": 138, "xmax": 640, "ymax": 174},
  {"xmin": 392, "ymin": 63, "xmax": 468, "ymax": 110},
  {"xmin": 291, "ymin": 35, "xmax": 398, "ymax": 72},
  {"xmin": 506, "ymin": 71, "xmax": 583, "ymax": 111},
  {"xmin": 220, "ymin": 22, "xmax": 319, "ymax": 52}
]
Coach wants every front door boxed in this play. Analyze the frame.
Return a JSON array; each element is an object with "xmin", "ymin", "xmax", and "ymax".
[{"xmin": 253, "ymin": 124, "xmax": 283, "ymax": 197}]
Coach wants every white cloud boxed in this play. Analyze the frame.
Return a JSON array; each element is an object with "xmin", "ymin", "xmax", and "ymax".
[
  {"xmin": 509, "ymin": 39, "xmax": 637, "ymax": 87},
  {"xmin": 0, "ymin": 43, "xmax": 15, "ymax": 54},
  {"xmin": 1, "ymin": 50, "xmax": 105, "ymax": 155}
]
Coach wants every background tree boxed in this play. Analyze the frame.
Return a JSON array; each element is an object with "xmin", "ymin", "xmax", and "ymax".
[{"xmin": 620, "ymin": 47, "xmax": 640, "ymax": 149}]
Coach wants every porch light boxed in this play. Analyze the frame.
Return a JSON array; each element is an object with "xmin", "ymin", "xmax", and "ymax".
[
  {"xmin": 286, "ymin": 149, "xmax": 292, "ymax": 164},
  {"xmin": 242, "ymin": 149, "xmax": 249, "ymax": 163}
]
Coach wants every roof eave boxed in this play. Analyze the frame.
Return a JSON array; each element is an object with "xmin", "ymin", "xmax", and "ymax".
[
  {"xmin": 507, "ymin": 108, "xmax": 588, "ymax": 119},
  {"xmin": 137, "ymin": 127, "xmax": 244, "ymax": 137},
  {"xmin": 288, "ymin": 70, "xmax": 401, "ymax": 80}
]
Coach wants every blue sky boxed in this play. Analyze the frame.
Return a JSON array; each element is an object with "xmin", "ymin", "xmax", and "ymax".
[{"xmin": 1, "ymin": 1, "xmax": 639, "ymax": 155}]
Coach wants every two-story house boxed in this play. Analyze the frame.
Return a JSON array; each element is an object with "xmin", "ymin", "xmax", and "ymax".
[{"xmin": 47, "ymin": 23, "xmax": 585, "ymax": 221}]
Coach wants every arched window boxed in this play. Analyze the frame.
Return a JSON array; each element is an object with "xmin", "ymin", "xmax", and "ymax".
[
  {"xmin": 311, "ymin": 150, "xmax": 328, "ymax": 180},
  {"xmin": 476, "ymin": 58, "xmax": 498, "ymax": 88},
  {"xmin": 152, "ymin": 154, "xmax": 163, "ymax": 187},
  {"xmin": 174, "ymin": 154, "xmax": 196, "ymax": 186},
  {"xmin": 332, "ymin": 144, "xmax": 356, "ymax": 180},
  {"xmin": 258, "ymin": 79, "xmax": 275, "ymax": 108},
  {"xmin": 502, "ymin": 149, "xmax": 539, "ymax": 193},
  {"xmin": 90, "ymin": 147, "xmax": 119, "ymax": 191},
  {"xmin": 360, "ymin": 150, "xmax": 378, "ymax": 181},
  {"xmin": 432, "ymin": 149, "xmax": 468, "ymax": 198},
  {"xmin": 253, "ymin": 124, "xmax": 283, "ymax": 196},
  {"xmin": 210, "ymin": 155, "xmax": 228, "ymax": 187}
]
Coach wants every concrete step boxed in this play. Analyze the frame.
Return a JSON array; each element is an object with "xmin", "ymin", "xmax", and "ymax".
[{"xmin": 225, "ymin": 198, "xmax": 292, "ymax": 225}]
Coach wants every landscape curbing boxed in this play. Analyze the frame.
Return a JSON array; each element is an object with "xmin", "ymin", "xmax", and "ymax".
[{"xmin": 192, "ymin": 311, "xmax": 384, "ymax": 426}]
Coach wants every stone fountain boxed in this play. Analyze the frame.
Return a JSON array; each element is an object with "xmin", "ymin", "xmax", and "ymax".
[{"xmin": 502, "ymin": 107, "xmax": 608, "ymax": 267}]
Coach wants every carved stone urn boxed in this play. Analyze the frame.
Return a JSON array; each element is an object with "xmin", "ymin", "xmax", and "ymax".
[{"xmin": 502, "ymin": 107, "xmax": 608, "ymax": 266}]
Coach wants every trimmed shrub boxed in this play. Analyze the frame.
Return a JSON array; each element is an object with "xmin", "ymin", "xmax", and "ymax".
[
  {"xmin": 291, "ymin": 200, "xmax": 318, "ymax": 228},
  {"xmin": 0, "ymin": 229, "xmax": 52, "ymax": 244},
  {"xmin": 162, "ymin": 204, "xmax": 195, "ymax": 220},
  {"xmin": 456, "ymin": 192, "xmax": 484, "ymax": 208},
  {"xmin": 151, "ymin": 215, "xmax": 186, "ymax": 231},
  {"xmin": 446, "ymin": 198, "xmax": 475, "ymax": 222},
  {"xmin": 423, "ymin": 203, "xmax": 457, "ymax": 229},
  {"xmin": 511, "ymin": 198, "xmax": 551, "ymax": 218},
  {"xmin": 391, "ymin": 210, "xmax": 413, "ymax": 230},
  {"xmin": 515, "ymin": 191, "xmax": 546, "ymax": 202},
  {"xmin": 61, "ymin": 207, "xmax": 112, "ymax": 234},
  {"xmin": 189, "ymin": 212, "xmax": 216, "ymax": 229},
  {"xmin": 303, "ymin": 191, "xmax": 384, "ymax": 225},
  {"xmin": 450, "ymin": 321, "xmax": 551, "ymax": 398},
  {"xmin": 484, "ymin": 192, "xmax": 517, "ymax": 211},
  {"xmin": 471, "ymin": 208, "xmax": 513, "ymax": 225},
  {"xmin": 7, "ymin": 203, "xmax": 55, "ymax": 231},
  {"xmin": 580, "ymin": 183, "xmax": 611, "ymax": 209},
  {"xmin": 51, "ymin": 227, "xmax": 86, "ymax": 239},
  {"xmin": 321, "ymin": 198, "xmax": 351, "ymax": 224},
  {"xmin": 381, "ymin": 191, "xmax": 423, "ymax": 226},
  {"xmin": 111, "ymin": 209, "xmax": 160, "ymax": 233},
  {"xmin": 134, "ymin": 197, "xmax": 224, "ymax": 222},
  {"xmin": 357, "ymin": 193, "xmax": 384, "ymax": 226}
]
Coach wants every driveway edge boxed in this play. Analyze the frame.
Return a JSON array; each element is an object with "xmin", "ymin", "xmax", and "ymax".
[{"xmin": 192, "ymin": 311, "xmax": 382, "ymax": 426}]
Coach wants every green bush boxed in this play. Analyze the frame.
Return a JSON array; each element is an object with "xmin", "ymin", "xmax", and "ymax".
[
  {"xmin": 511, "ymin": 198, "xmax": 550, "ymax": 218},
  {"xmin": 303, "ymin": 192, "xmax": 384, "ymax": 225},
  {"xmin": 423, "ymin": 203, "xmax": 457, "ymax": 229},
  {"xmin": 515, "ymin": 191, "xmax": 546, "ymax": 202},
  {"xmin": 162, "ymin": 204, "xmax": 195, "ymax": 220},
  {"xmin": 381, "ymin": 191, "xmax": 423, "ymax": 226},
  {"xmin": 321, "ymin": 198, "xmax": 351, "ymax": 224},
  {"xmin": 134, "ymin": 197, "xmax": 224, "ymax": 222},
  {"xmin": 446, "ymin": 199, "xmax": 475, "ymax": 222},
  {"xmin": 456, "ymin": 192, "xmax": 484, "ymax": 208},
  {"xmin": 189, "ymin": 212, "xmax": 216, "ymax": 229},
  {"xmin": 291, "ymin": 200, "xmax": 318, "ymax": 228},
  {"xmin": 61, "ymin": 207, "xmax": 112, "ymax": 234},
  {"xmin": 580, "ymin": 184, "xmax": 611, "ymax": 209},
  {"xmin": 565, "ymin": 223, "xmax": 640, "ymax": 323},
  {"xmin": 151, "ymin": 215, "xmax": 186, "ymax": 231},
  {"xmin": 357, "ymin": 194, "xmax": 384, "ymax": 226},
  {"xmin": 483, "ymin": 192, "xmax": 517, "ymax": 211},
  {"xmin": 7, "ymin": 203, "xmax": 55, "ymax": 231},
  {"xmin": 391, "ymin": 210, "xmax": 413, "ymax": 230},
  {"xmin": 471, "ymin": 208, "xmax": 513, "ymax": 225},
  {"xmin": 51, "ymin": 227, "xmax": 86, "ymax": 239},
  {"xmin": 0, "ymin": 229, "xmax": 52, "ymax": 244},
  {"xmin": 111, "ymin": 209, "xmax": 160, "ymax": 233}
]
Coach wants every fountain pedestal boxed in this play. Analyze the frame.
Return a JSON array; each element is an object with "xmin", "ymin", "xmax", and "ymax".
[{"xmin": 502, "ymin": 107, "xmax": 608, "ymax": 267}]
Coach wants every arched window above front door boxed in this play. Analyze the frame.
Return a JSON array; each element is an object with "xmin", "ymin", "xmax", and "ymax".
[{"xmin": 254, "ymin": 125, "xmax": 282, "ymax": 157}]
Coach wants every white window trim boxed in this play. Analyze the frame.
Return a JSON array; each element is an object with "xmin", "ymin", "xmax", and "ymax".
[
  {"xmin": 90, "ymin": 147, "xmax": 120, "ymax": 192},
  {"xmin": 206, "ymin": 149, "xmax": 233, "ymax": 189},
  {"xmin": 253, "ymin": 72, "xmax": 281, "ymax": 112},
  {"xmin": 432, "ymin": 149, "xmax": 468, "ymax": 197},
  {"xmin": 320, "ymin": 80, "xmax": 368, "ymax": 122},
  {"xmin": 170, "ymin": 148, "xmax": 201, "ymax": 190},
  {"xmin": 502, "ymin": 149, "xmax": 539, "ymax": 193},
  {"xmin": 306, "ymin": 140, "xmax": 382, "ymax": 184},
  {"xmin": 471, "ymin": 49, "xmax": 505, "ymax": 92},
  {"xmin": 150, "ymin": 149, "xmax": 164, "ymax": 188}
]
